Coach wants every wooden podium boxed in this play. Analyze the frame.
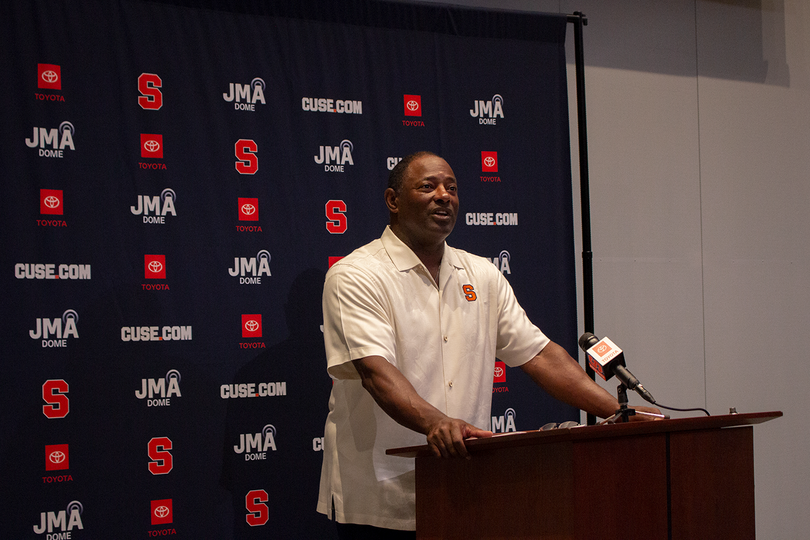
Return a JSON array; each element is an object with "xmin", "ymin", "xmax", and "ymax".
[{"xmin": 387, "ymin": 411, "xmax": 781, "ymax": 540}]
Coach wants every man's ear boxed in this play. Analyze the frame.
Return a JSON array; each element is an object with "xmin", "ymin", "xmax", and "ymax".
[{"xmin": 384, "ymin": 187, "xmax": 398, "ymax": 213}]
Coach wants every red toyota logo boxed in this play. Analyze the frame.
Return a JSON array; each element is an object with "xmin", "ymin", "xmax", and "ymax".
[
  {"xmin": 40, "ymin": 189, "xmax": 64, "ymax": 215},
  {"xmin": 242, "ymin": 314, "xmax": 262, "ymax": 338},
  {"xmin": 45, "ymin": 444, "xmax": 69, "ymax": 470},
  {"xmin": 144, "ymin": 255, "xmax": 166, "ymax": 279},
  {"xmin": 481, "ymin": 151, "xmax": 498, "ymax": 172},
  {"xmin": 38, "ymin": 64, "xmax": 61, "ymax": 90},
  {"xmin": 403, "ymin": 94, "xmax": 422, "ymax": 117},
  {"xmin": 151, "ymin": 499, "xmax": 173, "ymax": 525},
  {"xmin": 141, "ymin": 134, "xmax": 164, "ymax": 158}
]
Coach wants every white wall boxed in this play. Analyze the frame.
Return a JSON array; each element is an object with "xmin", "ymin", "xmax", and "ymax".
[{"xmin": 407, "ymin": 0, "xmax": 810, "ymax": 537}]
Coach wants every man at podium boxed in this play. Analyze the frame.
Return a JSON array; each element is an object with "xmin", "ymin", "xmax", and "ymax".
[{"xmin": 316, "ymin": 152, "xmax": 659, "ymax": 539}]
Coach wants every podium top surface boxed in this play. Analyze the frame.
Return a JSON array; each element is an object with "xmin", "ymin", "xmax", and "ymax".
[{"xmin": 386, "ymin": 411, "xmax": 783, "ymax": 458}]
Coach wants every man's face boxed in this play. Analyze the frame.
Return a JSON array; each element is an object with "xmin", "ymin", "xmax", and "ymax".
[{"xmin": 389, "ymin": 155, "xmax": 459, "ymax": 248}]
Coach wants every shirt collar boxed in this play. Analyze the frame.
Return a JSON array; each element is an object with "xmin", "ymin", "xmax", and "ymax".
[{"xmin": 380, "ymin": 225, "xmax": 463, "ymax": 274}]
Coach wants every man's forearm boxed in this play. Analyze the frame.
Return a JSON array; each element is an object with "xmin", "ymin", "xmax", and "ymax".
[
  {"xmin": 353, "ymin": 355, "xmax": 447, "ymax": 435},
  {"xmin": 352, "ymin": 355, "xmax": 493, "ymax": 458},
  {"xmin": 520, "ymin": 341, "xmax": 618, "ymax": 419}
]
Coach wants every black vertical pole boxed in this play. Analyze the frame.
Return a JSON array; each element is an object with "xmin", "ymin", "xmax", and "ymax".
[{"xmin": 568, "ymin": 12, "xmax": 597, "ymax": 426}]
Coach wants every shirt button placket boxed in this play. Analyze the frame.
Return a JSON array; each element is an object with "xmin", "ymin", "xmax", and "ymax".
[{"xmin": 444, "ymin": 336, "xmax": 452, "ymax": 388}]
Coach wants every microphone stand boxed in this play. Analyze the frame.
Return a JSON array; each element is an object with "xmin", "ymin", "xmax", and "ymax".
[{"xmin": 604, "ymin": 383, "xmax": 636, "ymax": 423}]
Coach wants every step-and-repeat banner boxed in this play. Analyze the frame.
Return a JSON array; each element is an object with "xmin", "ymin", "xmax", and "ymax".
[{"xmin": 0, "ymin": 0, "xmax": 577, "ymax": 537}]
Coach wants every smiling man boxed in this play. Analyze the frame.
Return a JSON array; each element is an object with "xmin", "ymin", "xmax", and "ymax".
[{"xmin": 316, "ymin": 151, "xmax": 657, "ymax": 539}]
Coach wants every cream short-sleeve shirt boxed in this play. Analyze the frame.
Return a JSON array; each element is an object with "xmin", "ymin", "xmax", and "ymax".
[{"xmin": 317, "ymin": 226, "xmax": 549, "ymax": 530}]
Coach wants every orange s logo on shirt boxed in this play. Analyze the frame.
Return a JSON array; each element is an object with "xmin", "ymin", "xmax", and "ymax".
[{"xmin": 462, "ymin": 284, "xmax": 477, "ymax": 302}]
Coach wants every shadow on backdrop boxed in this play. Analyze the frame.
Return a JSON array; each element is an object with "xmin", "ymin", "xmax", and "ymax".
[{"xmin": 220, "ymin": 268, "xmax": 336, "ymax": 539}]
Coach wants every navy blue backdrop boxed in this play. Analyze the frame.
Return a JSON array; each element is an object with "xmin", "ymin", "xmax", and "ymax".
[{"xmin": 0, "ymin": 0, "xmax": 578, "ymax": 537}]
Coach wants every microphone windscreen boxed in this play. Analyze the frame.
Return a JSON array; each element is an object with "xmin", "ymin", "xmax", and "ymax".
[{"xmin": 578, "ymin": 332, "xmax": 598, "ymax": 351}]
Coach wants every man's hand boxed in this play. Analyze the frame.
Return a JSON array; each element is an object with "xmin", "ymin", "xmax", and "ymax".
[{"xmin": 426, "ymin": 417, "xmax": 492, "ymax": 459}]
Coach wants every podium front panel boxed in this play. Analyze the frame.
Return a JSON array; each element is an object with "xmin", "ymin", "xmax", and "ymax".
[
  {"xmin": 416, "ymin": 441, "xmax": 575, "ymax": 539},
  {"xmin": 669, "ymin": 426, "xmax": 755, "ymax": 540},
  {"xmin": 572, "ymin": 433, "xmax": 669, "ymax": 539}
]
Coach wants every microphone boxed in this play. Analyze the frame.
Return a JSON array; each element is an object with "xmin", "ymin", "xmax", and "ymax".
[{"xmin": 578, "ymin": 332, "xmax": 656, "ymax": 404}]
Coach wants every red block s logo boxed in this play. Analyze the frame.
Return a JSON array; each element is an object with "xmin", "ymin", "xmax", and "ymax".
[
  {"xmin": 42, "ymin": 379, "xmax": 69, "ymax": 419},
  {"xmin": 325, "ymin": 200, "xmax": 347, "ymax": 234},
  {"xmin": 463, "ymin": 284, "xmax": 477, "ymax": 302},
  {"xmin": 138, "ymin": 73, "xmax": 163, "ymax": 110},
  {"xmin": 148, "ymin": 436, "xmax": 173, "ymax": 475},
  {"xmin": 235, "ymin": 139, "xmax": 258, "ymax": 175},
  {"xmin": 246, "ymin": 489, "xmax": 269, "ymax": 526}
]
